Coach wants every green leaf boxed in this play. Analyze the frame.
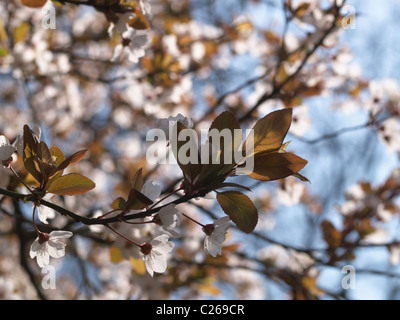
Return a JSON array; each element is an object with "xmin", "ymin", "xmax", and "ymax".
[
  {"xmin": 216, "ymin": 191, "xmax": 258, "ymax": 233},
  {"xmin": 50, "ymin": 146, "xmax": 66, "ymax": 167},
  {"xmin": 111, "ymin": 197, "xmax": 127, "ymax": 210},
  {"xmin": 46, "ymin": 146, "xmax": 66, "ymax": 185},
  {"xmin": 248, "ymin": 152, "xmax": 308, "ymax": 181},
  {"xmin": 47, "ymin": 173, "xmax": 95, "ymax": 195},
  {"xmin": 243, "ymin": 108, "xmax": 292, "ymax": 157}
]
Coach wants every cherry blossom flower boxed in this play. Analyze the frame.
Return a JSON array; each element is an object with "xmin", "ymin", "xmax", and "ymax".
[
  {"xmin": 290, "ymin": 105, "xmax": 312, "ymax": 137},
  {"xmin": 139, "ymin": 0, "xmax": 152, "ymax": 16},
  {"xmin": 29, "ymin": 231, "xmax": 73, "ymax": 268},
  {"xmin": 34, "ymin": 194, "xmax": 56, "ymax": 224},
  {"xmin": 389, "ymin": 244, "xmax": 400, "ymax": 265},
  {"xmin": 153, "ymin": 204, "xmax": 183, "ymax": 236},
  {"xmin": 0, "ymin": 135, "xmax": 16, "ymax": 168},
  {"xmin": 107, "ymin": 12, "xmax": 136, "ymax": 38},
  {"xmin": 111, "ymin": 29, "xmax": 149, "ymax": 64},
  {"xmin": 377, "ymin": 118, "xmax": 400, "ymax": 153},
  {"xmin": 139, "ymin": 234, "xmax": 174, "ymax": 276},
  {"xmin": 277, "ymin": 177, "xmax": 306, "ymax": 206},
  {"xmin": 141, "ymin": 180, "xmax": 162, "ymax": 203},
  {"xmin": 202, "ymin": 216, "xmax": 230, "ymax": 257},
  {"xmin": 257, "ymin": 244, "xmax": 315, "ymax": 273}
]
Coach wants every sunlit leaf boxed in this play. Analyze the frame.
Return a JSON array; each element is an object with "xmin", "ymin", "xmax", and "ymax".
[
  {"xmin": 38, "ymin": 141, "xmax": 53, "ymax": 164},
  {"xmin": 47, "ymin": 173, "xmax": 95, "ymax": 195},
  {"xmin": 50, "ymin": 146, "xmax": 66, "ymax": 167},
  {"xmin": 57, "ymin": 149, "xmax": 88, "ymax": 171},
  {"xmin": 111, "ymin": 197, "xmax": 127, "ymax": 210},
  {"xmin": 247, "ymin": 152, "xmax": 308, "ymax": 181},
  {"xmin": 216, "ymin": 191, "xmax": 258, "ymax": 233},
  {"xmin": 243, "ymin": 108, "xmax": 293, "ymax": 157}
]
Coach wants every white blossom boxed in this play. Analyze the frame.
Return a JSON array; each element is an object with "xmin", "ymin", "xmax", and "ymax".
[
  {"xmin": 156, "ymin": 204, "xmax": 182, "ymax": 236},
  {"xmin": 107, "ymin": 12, "xmax": 136, "ymax": 38},
  {"xmin": 277, "ymin": 177, "xmax": 306, "ymax": 206},
  {"xmin": 111, "ymin": 29, "xmax": 149, "ymax": 64},
  {"xmin": 290, "ymin": 105, "xmax": 312, "ymax": 137},
  {"xmin": 0, "ymin": 135, "xmax": 16, "ymax": 166},
  {"xmin": 203, "ymin": 216, "xmax": 230, "ymax": 257},
  {"xmin": 139, "ymin": 0, "xmax": 152, "ymax": 16},
  {"xmin": 378, "ymin": 118, "xmax": 400, "ymax": 153},
  {"xmin": 29, "ymin": 231, "xmax": 73, "ymax": 268},
  {"xmin": 141, "ymin": 180, "xmax": 162, "ymax": 202},
  {"xmin": 389, "ymin": 244, "xmax": 400, "ymax": 265},
  {"xmin": 140, "ymin": 234, "xmax": 174, "ymax": 276},
  {"xmin": 34, "ymin": 194, "xmax": 56, "ymax": 224}
]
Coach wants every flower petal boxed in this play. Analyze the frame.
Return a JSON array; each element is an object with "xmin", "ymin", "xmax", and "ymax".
[
  {"xmin": 49, "ymin": 230, "xmax": 73, "ymax": 240},
  {"xmin": 204, "ymin": 236, "xmax": 221, "ymax": 257},
  {"xmin": 47, "ymin": 240, "xmax": 66, "ymax": 258},
  {"xmin": 29, "ymin": 238, "xmax": 40, "ymax": 258},
  {"xmin": 141, "ymin": 180, "xmax": 161, "ymax": 202},
  {"xmin": 149, "ymin": 250, "xmax": 167, "ymax": 273},
  {"xmin": 37, "ymin": 205, "xmax": 56, "ymax": 224},
  {"xmin": 36, "ymin": 245, "xmax": 50, "ymax": 268}
]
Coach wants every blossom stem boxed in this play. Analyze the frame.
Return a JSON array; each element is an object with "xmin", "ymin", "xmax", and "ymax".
[
  {"xmin": 182, "ymin": 213, "xmax": 205, "ymax": 227},
  {"xmin": 106, "ymin": 224, "xmax": 141, "ymax": 248},
  {"xmin": 148, "ymin": 187, "xmax": 183, "ymax": 211},
  {"xmin": 123, "ymin": 219, "xmax": 154, "ymax": 225},
  {"xmin": 32, "ymin": 204, "xmax": 42, "ymax": 235},
  {"xmin": 9, "ymin": 166, "xmax": 35, "ymax": 195}
]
